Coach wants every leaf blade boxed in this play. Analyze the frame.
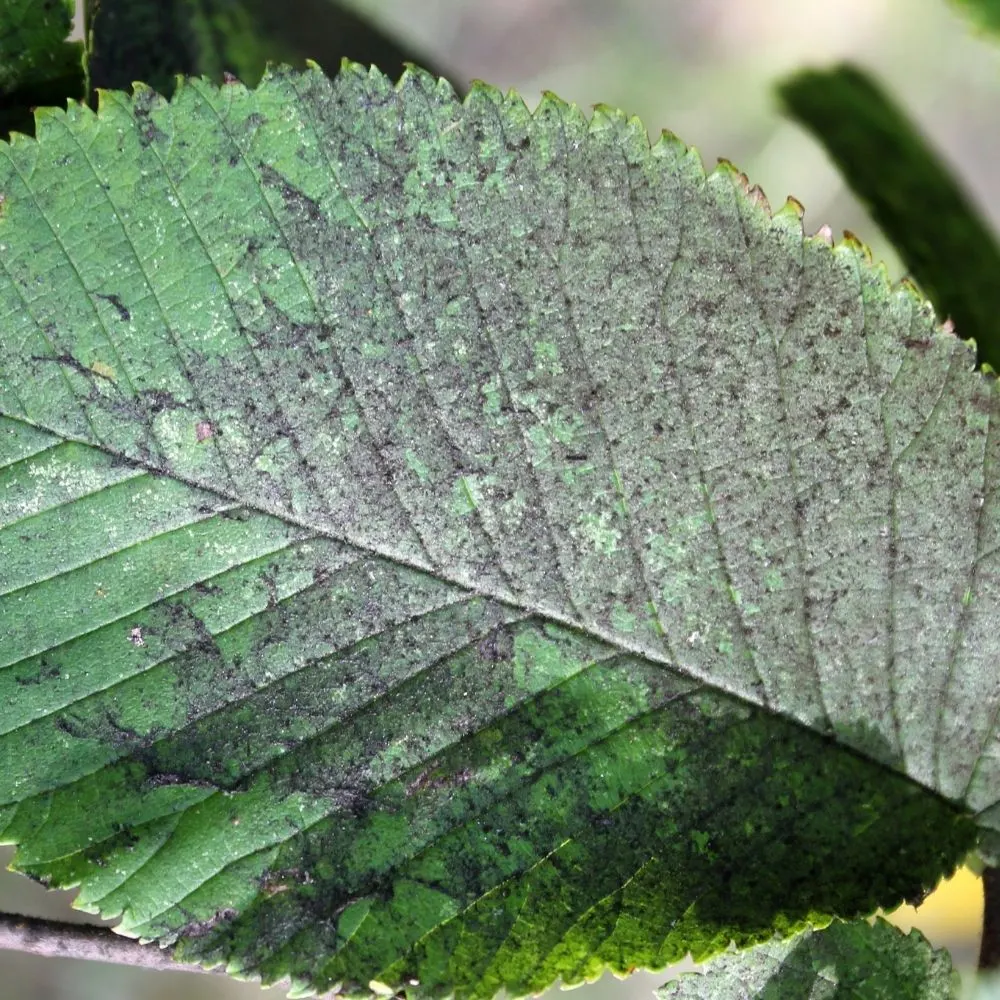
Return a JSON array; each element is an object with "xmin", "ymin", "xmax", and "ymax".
[
  {"xmin": 0, "ymin": 64, "xmax": 995, "ymax": 996},
  {"xmin": 658, "ymin": 918, "xmax": 960, "ymax": 999}
]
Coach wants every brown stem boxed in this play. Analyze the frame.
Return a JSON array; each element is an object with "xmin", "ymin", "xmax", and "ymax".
[
  {"xmin": 980, "ymin": 866, "xmax": 1000, "ymax": 970},
  {"xmin": 0, "ymin": 911, "xmax": 224, "ymax": 975}
]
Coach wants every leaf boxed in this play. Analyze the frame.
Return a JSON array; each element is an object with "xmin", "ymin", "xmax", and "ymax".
[
  {"xmin": 0, "ymin": 0, "xmax": 85, "ymax": 138},
  {"xmin": 85, "ymin": 0, "xmax": 450, "ymax": 97},
  {"xmin": 777, "ymin": 64, "xmax": 1000, "ymax": 370},
  {"xmin": 947, "ymin": 0, "xmax": 1000, "ymax": 38},
  {"xmin": 657, "ymin": 918, "xmax": 960, "ymax": 999},
  {"xmin": 0, "ymin": 64, "xmax": 995, "ymax": 997}
]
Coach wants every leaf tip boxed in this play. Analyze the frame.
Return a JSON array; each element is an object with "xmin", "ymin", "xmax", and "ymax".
[
  {"xmin": 651, "ymin": 129, "xmax": 703, "ymax": 179},
  {"xmin": 588, "ymin": 103, "xmax": 648, "ymax": 151},
  {"xmin": 398, "ymin": 61, "xmax": 456, "ymax": 102},
  {"xmin": 778, "ymin": 194, "xmax": 805, "ymax": 220},
  {"xmin": 813, "ymin": 223, "xmax": 835, "ymax": 246},
  {"xmin": 715, "ymin": 156, "xmax": 742, "ymax": 178},
  {"xmin": 465, "ymin": 78, "xmax": 504, "ymax": 109},
  {"xmin": 652, "ymin": 127, "xmax": 682, "ymax": 151},
  {"xmin": 337, "ymin": 57, "xmax": 370, "ymax": 80},
  {"xmin": 840, "ymin": 229, "xmax": 871, "ymax": 261},
  {"xmin": 536, "ymin": 89, "xmax": 585, "ymax": 125},
  {"xmin": 29, "ymin": 104, "xmax": 64, "ymax": 135},
  {"xmin": 747, "ymin": 183, "xmax": 771, "ymax": 212},
  {"xmin": 713, "ymin": 159, "xmax": 773, "ymax": 213},
  {"xmin": 591, "ymin": 101, "xmax": 627, "ymax": 124}
]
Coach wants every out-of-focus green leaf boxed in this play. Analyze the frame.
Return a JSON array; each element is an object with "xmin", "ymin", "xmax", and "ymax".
[
  {"xmin": 85, "ymin": 0, "xmax": 449, "ymax": 95},
  {"xmin": 948, "ymin": 0, "xmax": 1000, "ymax": 38},
  {"xmin": 967, "ymin": 971, "xmax": 1000, "ymax": 999},
  {"xmin": 0, "ymin": 63, "xmax": 995, "ymax": 997},
  {"xmin": 658, "ymin": 919, "xmax": 959, "ymax": 999},
  {"xmin": 778, "ymin": 64, "xmax": 1000, "ymax": 368},
  {"xmin": 0, "ymin": 0, "xmax": 84, "ymax": 138}
]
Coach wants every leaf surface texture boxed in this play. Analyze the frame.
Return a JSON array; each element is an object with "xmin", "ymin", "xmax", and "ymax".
[{"xmin": 0, "ymin": 66, "xmax": 994, "ymax": 997}]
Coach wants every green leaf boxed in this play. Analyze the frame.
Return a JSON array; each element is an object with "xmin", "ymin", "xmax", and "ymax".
[
  {"xmin": 0, "ymin": 64, "xmax": 994, "ymax": 997},
  {"xmin": 657, "ymin": 918, "xmax": 960, "ymax": 999},
  {"xmin": 777, "ymin": 64, "xmax": 1000, "ymax": 369},
  {"xmin": 948, "ymin": 0, "xmax": 1000, "ymax": 38},
  {"xmin": 85, "ymin": 0, "xmax": 449, "ymax": 96},
  {"xmin": 0, "ymin": 0, "xmax": 85, "ymax": 138}
]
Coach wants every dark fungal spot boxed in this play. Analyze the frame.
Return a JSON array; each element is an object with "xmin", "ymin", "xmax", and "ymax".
[
  {"xmin": 31, "ymin": 352, "xmax": 94, "ymax": 380},
  {"xmin": 13, "ymin": 658, "xmax": 61, "ymax": 687},
  {"xmin": 110, "ymin": 822, "xmax": 141, "ymax": 850},
  {"xmin": 53, "ymin": 715, "xmax": 82, "ymax": 737},
  {"xmin": 141, "ymin": 388, "xmax": 184, "ymax": 414},
  {"xmin": 132, "ymin": 95, "xmax": 167, "ymax": 148},
  {"xmin": 176, "ymin": 907, "xmax": 238, "ymax": 940},
  {"xmin": 258, "ymin": 161, "xmax": 324, "ymax": 224},
  {"xmin": 478, "ymin": 627, "xmax": 515, "ymax": 663},
  {"xmin": 131, "ymin": 87, "xmax": 169, "ymax": 147},
  {"xmin": 142, "ymin": 772, "xmax": 218, "ymax": 791},
  {"xmin": 95, "ymin": 292, "xmax": 130, "ymax": 322}
]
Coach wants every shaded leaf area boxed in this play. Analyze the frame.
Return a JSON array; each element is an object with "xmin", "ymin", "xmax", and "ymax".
[
  {"xmin": 948, "ymin": 0, "xmax": 1000, "ymax": 38},
  {"xmin": 0, "ymin": 0, "xmax": 84, "ymax": 138},
  {"xmin": 0, "ymin": 64, "xmax": 996, "ymax": 996},
  {"xmin": 658, "ymin": 918, "xmax": 959, "ymax": 999},
  {"xmin": 0, "ymin": 415, "xmax": 975, "ymax": 995},
  {"xmin": 85, "ymin": 0, "xmax": 449, "ymax": 97},
  {"xmin": 778, "ymin": 64, "xmax": 1000, "ymax": 369}
]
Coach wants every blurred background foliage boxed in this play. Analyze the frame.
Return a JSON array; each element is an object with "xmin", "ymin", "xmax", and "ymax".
[{"xmin": 1, "ymin": 0, "xmax": 995, "ymax": 996}]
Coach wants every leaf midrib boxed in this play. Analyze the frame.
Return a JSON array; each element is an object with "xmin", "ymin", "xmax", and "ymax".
[
  {"xmin": 0, "ymin": 410, "xmax": 717, "ymax": 677},
  {"xmin": 3, "ymin": 406, "xmax": 977, "ymax": 824}
]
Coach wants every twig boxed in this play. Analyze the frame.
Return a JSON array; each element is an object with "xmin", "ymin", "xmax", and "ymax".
[
  {"xmin": 0, "ymin": 911, "xmax": 224, "ymax": 975},
  {"xmin": 980, "ymin": 866, "xmax": 1000, "ymax": 970}
]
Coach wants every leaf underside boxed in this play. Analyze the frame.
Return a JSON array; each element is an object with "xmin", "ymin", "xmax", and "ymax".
[
  {"xmin": 0, "ymin": 64, "xmax": 996, "ymax": 997},
  {"xmin": 658, "ymin": 918, "xmax": 959, "ymax": 999}
]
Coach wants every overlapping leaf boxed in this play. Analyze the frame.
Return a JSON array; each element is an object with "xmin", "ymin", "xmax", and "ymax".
[
  {"xmin": 0, "ymin": 64, "xmax": 996, "ymax": 997},
  {"xmin": 0, "ymin": 0, "xmax": 84, "ymax": 138},
  {"xmin": 778, "ymin": 64, "xmax": 1000, "ymax": 369},
  {"xmin": 84, "ymin": 0, "xmax": 447, "ymax": 96},
  {"xmin": 948, "ymin": 0, "xmax": 1000, "ymax": 38},
  {"xmin": 659, "ymin": 918, "xmax": 959, "ymax": 999}
]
